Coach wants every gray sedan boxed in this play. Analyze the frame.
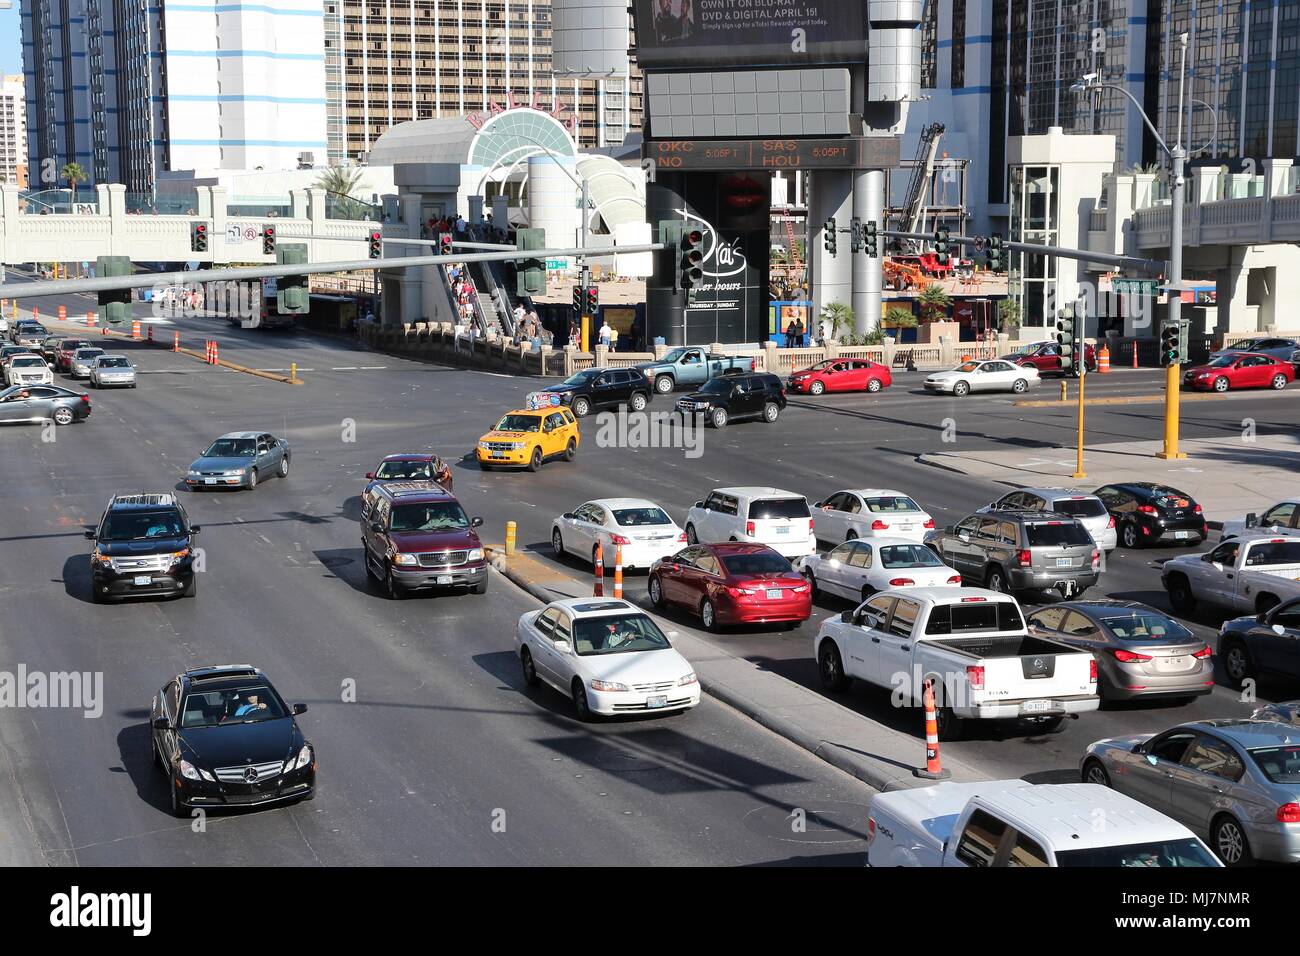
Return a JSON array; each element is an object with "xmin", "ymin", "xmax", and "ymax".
[
  {"xmin": 0, "ymin": 384, "xmax": 91, "ymax": 426},
  {"xmin": 1026, "ymin": 600, "xmax": 1214, "ymax": 703},
  {"xmin": 1082, "ymin": 719, "xmax": 1300, "ymax": 866},
  {"xmin": 1218, "ymin": 597, "xmax": 1300, "ymax": 688},
  {"xmin": 186, "ymin": 431, "xmax": 291, "ymax": 490},
  {"xmin": 1209, "ymin": 337, "xmax": 1299, "ymax": 363},
  {"xmin": 89, "ymin": 354, "xmax": 137, "ymax": 388}
]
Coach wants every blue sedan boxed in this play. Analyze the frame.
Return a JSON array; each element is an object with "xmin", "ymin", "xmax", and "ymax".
[{"xmin": 186, "ymin": 431, "xmax": 290, "ymax": 490}]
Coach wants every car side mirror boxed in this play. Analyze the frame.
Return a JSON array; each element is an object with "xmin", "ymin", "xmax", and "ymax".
[
  {"xmin": 1130, "ymin": 743, "xmax": 1145, "ymax": 754},
  {"xmin": 943, "ymin": 525, "xmax": 954, "ymax": 535},
  {"xmin": 365, "ymin": 472, "xmax": 375, "ymax": 480},
  {"xmin": 694, "ymin": 501, "xmax": 704, "ymax": 509},
  {"xmin": 471, "ymin": 516, "xmax": 484, "ymax": 528},
  {"xmin": 562, "ymin": 512, "xmax": 575, "ymax": 520},
  {"xmin": 84, "ymin": 530, "xmax": 96, "ymax": 540},
  {"xmin": 840, "ymin": 610, "xmax": 854, "ymax": 624},
  {"xmin": 293, "ymin": 703, "xmax": 308, "ymax": 715},
  {"xmin": 1201, "ymin": 553, "xmax": 1214, "ymax": 562},
  {"xmin": 1245, "ymin": 512, "xmax": 1259, "ymax": 529},
  {"xmin": 190, "ymin": 525, "xmax": 201, "ymax": 534},
  {"xmin": 1273, "ymin": 624, "xmax": 1287, "ymax": 636},
  {"xmin": 369, "ymin": 521, "xmax": 383, "ymax": 533},
  {"xmin": 152, "ymin": 716, "xmax": 171, "ymax": 731},
  {"xmin": 552, "ymin": 639, "xmax": 571, "ymax": 654}
]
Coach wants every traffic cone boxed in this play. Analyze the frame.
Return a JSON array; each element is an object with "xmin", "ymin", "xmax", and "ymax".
[
  {"xmin": 211, "ymin": 341, "xmax": 219, "ymax": 364},
  {"xmin": 131, "ymin": 320, "xmax": 141, "ymax": 340},
  {"xmin": 593, "ymin": 541, "xmax": 604, "ymax": 596},
  {"xmin": 86, "ymin": 312, "xmax": 95, "ymax": 328},
  {"xmin": 613, "ymin": 544, "xmax": 624, "ymax": 600},
  {"xmin": 913, "ymin": 679, "xmax": 952, "ymax": 780},
  {"xmin": 58, "ymin": 305, "xmax": 67, "ymax": 321},
  {"xmin": 173, "ymin": 331, "xmax": 180, "ymax": 352},
  {"xmin": 1097, "ymin": 344, "xmax": 1111, "ymax": 373},
  {"xmin": 1132, "ymin": 341, "xmax": 1138, "ymax": 368}
]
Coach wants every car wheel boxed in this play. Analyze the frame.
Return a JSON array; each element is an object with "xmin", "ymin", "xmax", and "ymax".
[
  {"xmin": 1213, "ymin": 376, "xmax": 1230, "ymax": 392},
  {"xmin": 152, "ymin": 737, "xmax": 164, "ymax": 771},
  {"xmin": 527, "ymin": 447, "xmax": 543, "ymax": 472},
  {"xmin": 710, "ymin": 408, "xmax": 728, "ymax": 428},
  {"xmin": 572, "ymin": 679, "xmax": 595, "ymax": 722},
  {"xmin": 1211, "ymin": 815, "xmax": 1254, "ymax": 867},
  {"xmin": 563, "ymin": 438, "xmax": 577, "ymax": 462},
  {"xmin": 363, "ymin": 547, "xmax": 379, "ymax": 581},
  {"xmin": 1271, "ymin": 373, "xmax": 1288, "ymax": 390},
  {"xmin": 169, "ymin": 781, "xmax": 186, "ymax": 818},
  {"xmin": 1011, "ymin": 378, "xmax": 1029, "ymax": 394},
  {"xmin": 384, "ymin": 564, "xmax": 405, "ymax": 600},
  {"xmin": 763, "ymin": 402, "xmax": 780, "ymax": 423},
  {"xmin": 685, "ymin": 524, "xmax": 698, "ymax": 544},
  {"xmin": 700, "ymin": 598, "xmax": 718, "ymax": 631},
  {"xmin": 952, "ymin": 380, "xmax": 970, "ymax": 397},
  {"xmin": 809, "ymin": 380, "xmax": 825, "ymax": 396},
  {"xmin": 649, "ymin": 574, "xmax": 666, "ymax": 608},
  {"xmin": 1257, "ymin": 593, "xmax": 1280, "ymax": 615},
  {"xmin": 846, "ymin": 529, "xmax": 858, "ymax": 541},
  {"xmin": 1166, "ymin": 574, "xmax": 1196, "ymax": 614},
  {"xmin": 551, "ymin": 529, "xmax": 565, "ymax": 558},
  {"xmin": 935, "ymin": 702, "xmax": 964, "ymax": 742},
  {"xmin": 479, "ymin": 462, "xmax": 493, "ymax": 471},
  {"xmin": 520, "ymin": 648, "xmax": 540, "ymax": 687},
  {"xmin": 52, "ymin": 406, "xmax": 73, "ymax": 425},
  {"xmin": 1082, "ymin": 758, "xmax": 1111, "ymax": 788},
  {"xmin": 630, "ymin": 392, "xmax": 648, "ymax": 412},
  {"xmin": 471, "ymin": 576, "xmax": 488, "ymax": 595},
  {"xmin": 984, "ymin": 567, "xmax": 1007, "ymax": 594},
  {"xmin": 247, "ymin": 468, "xmax": 258, "ymax": 490},
  {"xmin": 1121, "ymin": 522, "xmax": 1140, "ymax": 549},
  {"xmin": 1221, "ymin": 640, "xmax": 1255, "ymax": 689},
  {"xmin": 654, "ymin": 375, "xmax": 674, "ymax": 395},
  {"xmin": 867, "ymin": 378, "xmax": 883, "ymax": 393},
  {"xmin": 182, "ymin": 574, "xmax": 197, "ymax": 599},
  {"xmin": 278, "ymin": 456, "xmax": 289, "ymax": 478},
  {"xmin": 572, "ymin": 396, "xmax": 591, "ymax": 417},
  {"xmin": 802, "ymin": 568, "xmax": 817, "ymax": 597},
  {"xmin": 861, "ymin": 584, "xmax": 876, "ymax": 603},
  {"xmin": 818, "ymin": 641, "xmax": 851, "ymax": 692}
]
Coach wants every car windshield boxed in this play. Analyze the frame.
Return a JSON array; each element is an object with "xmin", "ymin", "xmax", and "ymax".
[
  {"xmin": 389, "ymin": 502, "xmax": 469, "ymax": 532},
  {"xmin": 101, "ymin": 510, "xmax": 186, "ymax": 541},
  {"xmin": 700, "ymin": 378, "xmax": 735, "ymax": 394},
  {"xmin": 1051, "ymin": 498, "xmax": 1108, "ymax": 518},
  {"xmin": 1248, "ymin": 745, "xmax": 1300, "ymax": 784},
  {"xmin": 955, "ymin": 361, "xmax": 981, "ymax": 372},
  {"xmin": 721, "ymin": 551, "xmax": 792, "ymax": 576},
  {"xmin": 179, "ymin": 684, "xmax": 288, "ymax": 728},
  {"xmin": 749, "ymin": 498, "xmax": 810, "ymax": 519},
  {"xmin": 1055, "ymin": 839, "xmax": 1220, "ymax": 867},
  {"xmin": 661, "ymin": 348, "xmax": 688, "ymax": 363},
  {"xmin": 864, "ymin": 495, "xmax": 921, "ymax": 513},
  {"xmin": 611, "ymin": 507, "xmax": 671, "ymax": 527},
  {"xmin": 495, "ymin": 414, "xmax": 541, "ymax": 432},
  {"xmin": 572, "ymin": 613, "xmax": 671, "ymax": 656},
  {"xmin": 1207, "ymin": 355, "xmax": 1239, "ymax": 367},
  {"xmin": 11, "ymin": 357, "xmax": 43, "ymax": 367},
  {"xmin": 1099, "ymin": 612, "xmax": 1193, "ymax": 642},
  {"xmin": 927, "ymin": 600, "xmax": 1024, "ymax": 634},
  {"xmin": 98, "ymin": 357, "xmax": 131, "ymax": 368},
  {"xmin": 203, "ymin": 438, "xmax": 256, "ymax": 457},
  {"xmin": 1025, "ymin": 522, "xmax": 1093, "ymax": 546},
  {"xmin": 880, "ymin": 545, "xmax": 944, "ymax": 569},
  {"xmin": 560, "ymin": 370, "xmax": 600, "ymax": 386},
  {"xmin": 375, "ymin": 460, "xmax": 434, "ymax": 480},
  {"xmin": 75, "ymin": 350, "xmax": 104, "ymax": 360}
]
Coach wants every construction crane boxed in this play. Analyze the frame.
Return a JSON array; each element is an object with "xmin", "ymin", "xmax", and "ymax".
[{"xmin": 898, "ymin": 123, "xmax": 945, "ymax": 253}]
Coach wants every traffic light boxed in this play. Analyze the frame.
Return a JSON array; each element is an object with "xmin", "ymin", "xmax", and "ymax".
[
  {"xmin": 986, "ymin": 233, "xmax": 1003, "ymax": 272},
  {"xmin": 680, "ymin": 228, "xmax": 703, "ymax": 296},
  {"xmin": 261, "ymin": 225, "xmax": 276, "ymax": 255},
  {"xmin": 850, "ymin": 217, "xmax": 863, "ymax": 255},
  {"xmin": 190, "ymin": 222, "xmax": 208, "ymax": 253},
  {"xmin": 439, "ymin": 232, "xmax": 453, "ymax": 256},
  {"xmin": 823, "ymin": 218, "xmax": 837, "ymax": 257},
  {"xmin": 586, "ymin": 286, "xmax": 599, "ymax": 314},
  {"xmin": 368, "ymin": 230, "xmax": 382, "ymax": 259},
  {"xmin": 864, "ymin": 221, "xmax": 878, "ymax": 258},
  {"xmin": 515, "ymin": 227, "xmax": 545, "ymax": 296},
  {"xmin": 1160, "ymin": 320, "xmax": 1183, "ymax": 366},
  {"xmin": 96, "ymin": 255, "xmax": 132, "ymax": 326},
  {"xmin": 1056, "ymin": 305, "xmax": 1076, "ymax": 372},
  {"xmin": 275, "ymin": 244, "xmax": 309, "ymax": 314},
  {"xmin": 934, "ymin": 227, "xmax": 950, "ymax": 266},
  {"xmin": 658, "ymin": 220, "xmax": 684, "ymax": 291},
  {"xmin": 573, "ymin": 285, "xmax": 584, "ymax": 313}
]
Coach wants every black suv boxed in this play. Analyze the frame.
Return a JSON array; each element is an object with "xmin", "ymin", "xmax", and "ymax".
[
  {"xmin": 677, "ymin": 372, "xmax": 786, "ymax": 428},
  {"xmin": 150, "ymin": 664, "xmax": 314, "ymax": 816},
  {"xmin": 542, "ymin": 367, "xmax": 652, "ymax": 417},
  {"xmin": 86, "ymin": 494, "xmax": 200, "ymax": 602}
]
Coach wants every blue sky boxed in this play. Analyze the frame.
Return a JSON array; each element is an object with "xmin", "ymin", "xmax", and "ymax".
[{"xmin": 1, "ymin": 7, "xmax": 21, "ymax": 76}]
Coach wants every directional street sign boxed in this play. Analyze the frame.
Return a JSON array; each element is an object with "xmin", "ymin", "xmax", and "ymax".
[{"xmin": 1112, "ymin": 278, "xmax": 1158, "ymax": 295}]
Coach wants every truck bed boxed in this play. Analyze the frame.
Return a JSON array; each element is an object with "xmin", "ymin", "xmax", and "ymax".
[{"xmin": 928, "ymin": 634, "xmax": 1077, "ymax": 660}]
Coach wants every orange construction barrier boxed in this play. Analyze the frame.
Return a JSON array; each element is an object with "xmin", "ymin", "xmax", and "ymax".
[
  {"xmin": 613, "ymin": 544, "xmax": 624, "ymax": 600},
  {"xmin": 1097, "ymin": 344, "xmax": 1111, "ymax": 373},
  {"xmin": 211, "ymin": 341, "xmax": 219, "ymax": 364},
  {"xmin": 85, "ymin": 312, "xmax": 96, "ymax": 328},
  {"xmin": 131, "ymin": 320, "xmax": 141, "ymax": 340},
  {"xmin": 32, "ymin": 306, "xmax": 39, "ymax": 320},
  {"xmin": 593, "ymin": 541, "xmax": 604, "ymax": 596},
  {"xmin": 914, "ymin": 678, "xmax": 952, "ymax": 780},
  {"xmin": 147, "ymin": 324, "xmax": 155, "ymax": 343},
  {"xmin": 1132, "ymin": 341, "xmax": 1139, "ymax": 368},
  {"xmin": 58, "ymin": 305, "xmax": 67, "ymax": 321}
]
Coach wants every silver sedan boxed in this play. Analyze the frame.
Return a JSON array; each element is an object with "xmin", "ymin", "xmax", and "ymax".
[{"xmin": 89, "ymin": 354, "xmax": 137, "ymax": 388}]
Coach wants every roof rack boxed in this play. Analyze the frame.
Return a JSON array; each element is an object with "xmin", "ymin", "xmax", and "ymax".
[
  {"xmin": 376, "ymin": 480, "xmax": 450, "ymax": 498},
  {"xmin": 109, "ymin": 493, "xmax": 177, "ymax": 507},
  {"xmin": 184, "ymin": 664, "xmax": 260, "ymax": 681}
]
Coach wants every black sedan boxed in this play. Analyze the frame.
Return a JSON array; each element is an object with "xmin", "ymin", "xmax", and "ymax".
[
  {"xmin": 540, "ymin": 367, "xmax": 651, "ymax": 417},
  {"xmin": 150, "ymin": 665, "xmax": 315, "ymax": 816},
  {"xmin": 0, "ymin": 384, "xmax": 91, "ymax": 426},
  {"xmin": 1218, "ymin": 597, "xmax": 1300, "ymax": 688},
  {"xmin": 1094, "ymin": 482, "xmax": 1208, "ymax": 549}
]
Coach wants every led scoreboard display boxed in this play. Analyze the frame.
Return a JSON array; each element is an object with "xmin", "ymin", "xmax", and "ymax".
[{"xmin": 647, "ymin": 137, "xmax": 899, "ymax": 171}]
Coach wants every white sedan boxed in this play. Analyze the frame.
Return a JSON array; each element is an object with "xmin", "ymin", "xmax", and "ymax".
[
  {"xmin": 812, "ymin": 488, "xmax": 934, "ymax": 544},
  {"xmin": 923, "ymin": 359, "xmax": 1040, "ymax": 397},
  {"xmin": 551, "ymin": 497, "xmax": 686, "ymax": 570},
  {"xmin": 795, "ymin": 538, "xmax": 962, "ymax": 603},
  {"xmin": 89, "ymin": 354, "xmax": 137, "ymax": 389},
  {"xmin": 515, "ymin": 598, "xmax": 701, "ymax": 720}
]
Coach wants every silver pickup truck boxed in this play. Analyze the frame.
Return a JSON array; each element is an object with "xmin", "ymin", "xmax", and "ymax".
[{"xmin": 635, "ymin": 347, "xmax": 757, "ymax": 395}]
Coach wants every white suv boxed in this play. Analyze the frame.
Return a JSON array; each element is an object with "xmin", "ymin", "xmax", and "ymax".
[{"xmin": 684, "ymin": 487, "xmax": 816, "ymax": 559}]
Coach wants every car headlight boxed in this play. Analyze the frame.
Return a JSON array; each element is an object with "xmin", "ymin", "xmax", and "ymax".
[
  {"xmin": 223, "ymin": 468, "xmax": 246, "ymax": 476},
  {"xmin": 169, "ymin": 548, "xmax": 190, "ymax": 565},
  {"xmin": 91, "ymin": 548, "xmax": 109, "ymax": 565},
  {"xmin": 590, "ymin": 679, "xmax": 629, "ymax": 693},
  {"xmin": 392, "ymin": 552, "xmax": 418, "ymax": 566},
  {"xmin": 187, "ymin": 469, "xmax": 201, "ymax": 477},
  {"xmin": 678, "ymin": 672, "xmax": 698, "ymax": 687},
  {"xmin": 478, "ymin": 441, "xmax": 491, "ymax": 450},
  {"xmin": 292, "ymin": 744, "xmax": 312, "ymax": 771},
  {"xmin": 467, "ymin": 548, "xmax": 484, "ymax": 561},
  {"xmin": 510, "ymin": 442, "xmax": 527, "ymax": 451},
  {"xmin": 178, "ymin": 759, "xmax": 202, "ymax": 781}
]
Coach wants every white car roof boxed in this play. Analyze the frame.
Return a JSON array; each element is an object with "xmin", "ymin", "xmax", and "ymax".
[
  {"xmin": 835, "ymin": 535, "xmax": 928, "ymax": 549},
  {"xmin": 882, "ymin": 585, "xmax": 1015, "ymax": 605},
  {"xmin": 838, "ymin": 489, "xmax": 918, "ymax": 500},
  {"xmin": 583, "ymin": 498, "xmax": 667, "ymax": 512},
  {"xmin": 708, "ymin": 487, "xmax": 804, "ymax": 500},
  {"xmin": 1232, "ymin": 529, "xmax": 1300, "ymax": 544},
  {"xmin": 974, "ymin": 782, "xmax": 1198, "ymax": 851},
  {"xmin": 1011, "ymin": 487, "xmax": 1102, "ymax": 500},
  {"xmin": 544, "ymin": 597, "xmax": 643, "ymax": 618}
]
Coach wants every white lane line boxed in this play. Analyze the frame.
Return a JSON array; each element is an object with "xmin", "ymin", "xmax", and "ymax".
[
  {"xmin": 359, "ymin": 366, "xmax": 387, "ymax": 370},
  {"xmin": 330, "ymin": 366, "xmax": 358, "ymax": 371}
]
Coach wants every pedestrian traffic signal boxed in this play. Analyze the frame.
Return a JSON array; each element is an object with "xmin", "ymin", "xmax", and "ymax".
[
  {"xmin": 515, "ymin": 227, "xmax": 546, "ymax": 296},
  {"xmin": 586, "ymin": 286, "xmax": 599, "ymax": 313},
  {"xmin": 1160, "ymin": 320, "xmax": 1183, "ymax": 366},
  {"xmin": 190, "ymin": 222, "xmax": 208, "ymax": 253},
  {"xmin": 439, "ymin": 232, "xmax": 453, "ymax": 256},
  {"xmin": 262, "ymin": 225, "xmax": 276, "ymax": 255},
  {"xmin": 681, "ymin": 228, "xmax": 703, "ymax": 295},
  {"xmin": 823, "ymin": 218, "xmax": 837, "ymax": 257},
  {"xmin": 1056, "ymin": 306, "xmax": 1077, "ymax": 372},
  {"xmin": 986, "ymin": 233, "xmax": 1003, "ymax": 272},
  {"xmin": 368, "ymin": 230, "xmax": 382, "ymax": 259},
  {"xmin": 96, "ymin": 255, "xmax": 132, "ymax": 326},
  {"xmin": 865, "ymin": 221, "xmax": 878, "ymax": 258},
  {"xmin": 850, "ymin": 217, "xmax": 863, "ymax": 255},
  {"xmin": 276, "ymin": 244, "xmax": 309, "ymax": 314},
  {"xmin": 934, "ymin": 227, "xmax": 950, "ymax": 266}
]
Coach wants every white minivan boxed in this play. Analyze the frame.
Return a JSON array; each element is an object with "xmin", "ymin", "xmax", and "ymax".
[{"xmin": 684, "ymin": 487, "xmax": 816, "ymax": 560}]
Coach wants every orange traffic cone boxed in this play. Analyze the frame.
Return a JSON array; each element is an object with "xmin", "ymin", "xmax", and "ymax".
[
  {"xmin": 58, "ymin": 305, "xmax": 67, "ymax": 321},
  {"xmin": 1097, "ymin": 344, "xmax": 1111, "ymax": 373},
  {"xmin": 613, "ymin": 544, "xmax": 624, "ymax": 600},
  {"xmin": 593, "ymin": 541, "xmax": 604, "ymax": 596},
  {"xmin": 86, "ymin": 312, "xmax": 96, "ymax": 328},
  {"xmin": 913, "ymin": 679, "xmax": 952, "ymax": 780},
  {"xmin": 131, "ymin": 320, "xmax": 141, "ymax": 340},
  {"xmin": 173, "ymin": 331, "xmax": 180, "ymax": 352}
]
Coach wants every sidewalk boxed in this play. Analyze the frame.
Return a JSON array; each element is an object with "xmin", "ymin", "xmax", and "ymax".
[
  {"xmin": 485, "ymin": 544, "xmax": 988, "ymax": 793},
  {"xmin": 918, "ymin": 433, "xmax": 1300, "ymax": 522}
]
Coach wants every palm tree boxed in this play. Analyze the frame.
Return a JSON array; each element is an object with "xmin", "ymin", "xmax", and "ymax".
[
  {"xmin": 314, "ymin": 166, "xmax": 370, "ymax": 219},
  {"xmin": 885, "ymin": 306, "xmax": 918, "ymax": 331},
  {"xmin": 918, "ymin": 283, "xmax": 952, "ymax": 323},
  {"xmin": 61, "ymin": 162, "xmax": 88, "ymax": 207},
  {"xmin": 820, "ymin": 301, "xmax": 854, "ymax": 341}
]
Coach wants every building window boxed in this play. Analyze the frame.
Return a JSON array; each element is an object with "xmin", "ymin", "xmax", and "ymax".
[
  {"xmin": 921, "ymin": 0, "xmax": 939, "ymax": 88},
  {"xmin": 951, "ymin": 0, "xmax": 966, "ymax": 89}
]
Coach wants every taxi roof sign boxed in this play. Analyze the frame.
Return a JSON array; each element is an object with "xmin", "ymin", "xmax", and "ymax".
[{"xmin": 524, "ymin": 391, "xmax": 563, "ymax": 411}]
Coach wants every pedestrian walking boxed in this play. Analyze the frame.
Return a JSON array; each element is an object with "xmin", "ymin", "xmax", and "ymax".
[
  {"xmin": 607, "ymin": 324, "xmax": 619, "ymax": 352},
  {"xmin": 598, "ymin": 320, "xmax": 612, "ymax": 349}
]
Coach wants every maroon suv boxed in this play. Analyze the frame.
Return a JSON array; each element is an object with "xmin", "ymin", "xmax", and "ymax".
[
  {"xmin": 360, "ymin": 481, "xmax": 487, "ymax": 599},
  {"xmin": 1005, "ymin": 341, "xmax": 1098, "ymax": 375}
]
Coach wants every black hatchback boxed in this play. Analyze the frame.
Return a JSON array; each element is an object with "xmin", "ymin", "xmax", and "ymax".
[
  {"xmin": 677, "ymin": 372, "xmax": 786, "ymax": 428},
  {"xmin": 1094, "ymin": 482, "xmax": 1208, "ymax": 549},
  {"xmin": 541, "ymin": 367, "xmax": 652, "ymax": 417}
]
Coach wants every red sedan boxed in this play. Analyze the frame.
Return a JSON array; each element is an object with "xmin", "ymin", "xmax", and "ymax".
[
  {"xmin": 787, "ymin": 359, "xmax": 892, "ymax": 395},
  {"xmin": 1183, "ymin": 352, "xmax": 1294, "ymax": 392},
  {"xmin": 1005, "ymin": 341, "xmax": 1097, "ymax": 375},
  {"xmin": 648, "ymin": 542, "xmax": 811, "ymax": 631}
]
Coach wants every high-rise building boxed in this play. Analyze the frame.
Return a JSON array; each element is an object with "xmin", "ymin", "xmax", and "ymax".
[
  {"xmin": 21, "ymin": 0, "xmax": 328, "ymax": 194},
  {"xmin": 322, "ymin": 0, "xmax": 641, "ymax": 165},
  {"xmin": 0, "ymin": 74, "xmax": 27, "ymax": 187}
]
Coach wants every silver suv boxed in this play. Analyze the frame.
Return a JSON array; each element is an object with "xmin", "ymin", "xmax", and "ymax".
[
  {"xmin": 925, "ymin": 509, "xmax": 1101, "ymax": 598},
  {"xmin": 982, "ymin": 487, "xmax": 1117, "ymax": 552}
]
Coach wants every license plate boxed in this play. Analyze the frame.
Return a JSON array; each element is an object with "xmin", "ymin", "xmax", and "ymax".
[
  {"xmin": 491, "ymin": 454, "xmax": 506, "ymax": 460},
  {"xmin": 766, "ymin": 588, "xmax": 783, "ymax": 600},
  {"xmin": 647, "ymin": 695, "xmax": 667, "ymax": 709},
  {"xmin": 133, "ymin": 575, "xmax": 152, "ymax": 586},
  {"xmin": 899, "ymin": 525, "xmax": 914, "ymax": 532},
  {"xmin": 1055, "ymin": 557, "xmax": 1073, "ymax": 567},
  {"xmin": 1159, "ymin": 656, "xmax": 1188, "ymax": 670},
  {"xmin": 775, "ymin": 526, "xmax": 789, "ymax": 535},
  {"xmin": 204, "ymin": 478, "xmax": 217, "ymax": 485},
  {"xmin": 1022, "ymin": 699, "xmax": 1052, "ymax": 713},
  {"xmin": 436, "ymin": 575, "xmax": 453, "ymax": 585},
  {"xmin": 1174, "ymin": 530, "xmax": 1189, "ymax": 539}
]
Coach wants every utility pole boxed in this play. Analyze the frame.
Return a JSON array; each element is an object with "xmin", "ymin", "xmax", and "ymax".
[
  {"xmin": 1158, "ymin": 32, "xmax": 1190, "ymax": 460},
  {"xmin": 580, "ymin": 178, "xmax": 591, "ymax": 352}
]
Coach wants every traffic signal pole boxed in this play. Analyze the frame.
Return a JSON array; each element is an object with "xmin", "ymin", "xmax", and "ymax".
[
  {"xmin": 1158, "ymin": 145, "xmax": 1188, "ymax": 460},
  {"xmin": 1073, "ymin": 367, "xmax": 1087, "ymax": 479}
]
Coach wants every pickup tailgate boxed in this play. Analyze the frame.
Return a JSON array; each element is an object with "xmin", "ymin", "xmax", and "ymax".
[{"xmin": 975, "ymin": 642, "xmax": 1094, "ymax": 707}]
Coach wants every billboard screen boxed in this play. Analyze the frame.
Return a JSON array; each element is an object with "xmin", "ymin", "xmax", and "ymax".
[{"xmin": 633, "ymin": 0, "xmax": 870, "ymax": 68}]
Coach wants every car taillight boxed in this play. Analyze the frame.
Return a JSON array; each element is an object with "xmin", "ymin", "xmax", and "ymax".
[
  {"xmin": 1091, "ymin": 550, "xmax": 1100, "ymax": 566},
  {"xmin": 923, "ymin": 519, "xmax": 935, "ymax": 529},
  {"xmin": 677, "ymin": 531, "xmax": 688, "ymax": 542},
  {"xmin": 745, "ymin": 520, "xmax": 755, "ymax": 537},
  {"xmin": 867, "ymin": 816, "xmax": 877, "ymax": 842},
  {"xmin": 889, "ymin": 578, "xmax": 915, "ymax": 587},
  {"xmin": 1017, "ymin": 549, "xmax": 1032, "ymax": 567},
  {"xmin": 966, "ymin": 665, "xmax": 985, "ymax": 690},
  {"xmin": 1138, "ymin": 504, "xmax": 1157, "ymax": 515},
  {"xmin": 1112, "ymin": 649, "xmax": 1153, "ymax": 663},
  {"xmin": 1193, "ymin": 504, "xmax": 1203, "ymax": 514},
  {"xmin": 80, "ymin": 395, "xmax": 90, "ymax": 404},
  {"xmin": 1277, "ymin": 803, "xmax": 1300, "ymax": 824},
  {"xmin": 609, "ymin": 534, "xmax": 630, "ymax": 546},
  {"xmin": 1192, "ymin": 645, "xmax": 1213, "ymax": 659},
  {"xmin": 808, "ymin": 518, "xmax": 815, "ymax": 535},
  {"xmin": 947, "ymin": 575, "xmax": 962, "ymax": 584},
  {"xmin": 727, "ymin": 586, "xmax": 754, "ymax": 597},
  {"xmin": 1089, "ymin": 660, "xmax": 1098, "ymax": 683},
  {"xmin": 870, "ymin": 519, "xmax": 889, "ymax": 531},
  {"xmin": 1107, "ymin": 515, "xmax": 1115, "ymax": 529}
]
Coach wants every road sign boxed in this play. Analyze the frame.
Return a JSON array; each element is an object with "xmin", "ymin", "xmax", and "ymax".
[{"xmin": 1112, "ymin": 278, "xmax": 1158, "ymax": 295}]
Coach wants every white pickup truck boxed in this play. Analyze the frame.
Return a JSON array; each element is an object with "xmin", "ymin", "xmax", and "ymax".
[
  {"xmin": 1162, "ymin": 530, "xmax": 1300, "ymax": 616},
  {"xmin": 866, "ymin": 780, "xmax": 1221, "ymax": 867},
  {"xmin": 813, "ymin": 587, "xmax": 1098, "ymax": 740}
]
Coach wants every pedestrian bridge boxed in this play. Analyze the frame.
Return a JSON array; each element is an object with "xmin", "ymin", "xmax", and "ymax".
[{"xmin": 0, "ymin": 183, "xmax": 374, "ymax": 268}]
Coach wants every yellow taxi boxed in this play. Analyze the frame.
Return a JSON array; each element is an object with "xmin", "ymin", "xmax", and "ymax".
[{"xmin": 476, "ymin": 393, "xmax": 580, "ymax": 471}]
